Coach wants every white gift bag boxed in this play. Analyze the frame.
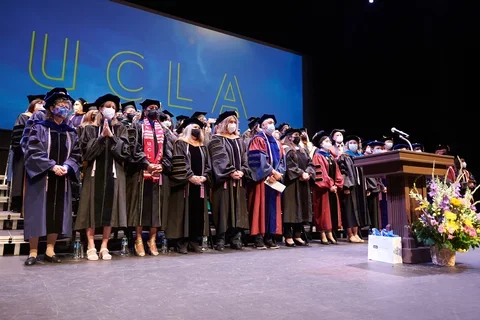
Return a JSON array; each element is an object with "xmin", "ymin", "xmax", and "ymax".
[{"xmin": 367, "ymin": 235, "xmax": 403, "ymax": 264}]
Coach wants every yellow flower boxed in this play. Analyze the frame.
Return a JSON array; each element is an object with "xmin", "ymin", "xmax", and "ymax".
[
  {"xmin": 457, "ymin": 249, "xmax": 467, "ymax": 253},
  {"xmin": 450, "ymin": 198, "xmax": 462, "ymax": 207},
  {"xmin": 464, "ymin": 219, "xmax": 473, "ymax": 228},
  {"xmin": 444, "ymin": 211, "xmax": 457, "ymax": 221}
]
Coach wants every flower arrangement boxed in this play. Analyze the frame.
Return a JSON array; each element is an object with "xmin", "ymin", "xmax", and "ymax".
[{"xmin": 410, "ymin": 166, "xmax": 480, "ymax": 253}]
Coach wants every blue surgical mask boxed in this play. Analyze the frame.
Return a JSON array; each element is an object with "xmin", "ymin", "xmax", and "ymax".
[
  {"xmin": 265, "ymin": 124, "xmax": 275, "ymax": 134},
  {"xmin": 53, "ymin": 107, "xmax": 69, "ymax": 119},
  {"xmin": 349, "ymin": 144, "xmax": 358, "ymax": 153}
]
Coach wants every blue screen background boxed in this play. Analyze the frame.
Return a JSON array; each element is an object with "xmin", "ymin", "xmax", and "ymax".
[{"xmin": 0, "ymin": 0, "xmax": 303, "ymax": 130}]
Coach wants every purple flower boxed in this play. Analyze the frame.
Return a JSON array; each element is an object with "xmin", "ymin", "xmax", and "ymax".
[
  {"xmin": 428, "ymin": 182, "xmax": 438, "ymax": 197},
  {"xmin": 439, "ymin": 195, "xmax": 450, "ymax": 210},
  {"xmin": 472, "ymin": 205, "xmax": 477, "ymax": 212},
  {"xmin": 452, "ymin": 182, "xmax": 461, "ymax": 197}
]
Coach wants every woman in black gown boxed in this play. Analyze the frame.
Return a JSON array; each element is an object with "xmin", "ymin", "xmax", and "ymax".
[{"xmin": 166, "ymin": 117, "xmax": 211, "ymax": 254}]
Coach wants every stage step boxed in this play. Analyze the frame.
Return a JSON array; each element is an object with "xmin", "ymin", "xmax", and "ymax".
[
  {"xmin": 0, "ymin": 230, "xmax": 27, "ymax": 256},
  {"xmin": 0, "ymin": 211, "xmax": 22, "ymax": 230}
]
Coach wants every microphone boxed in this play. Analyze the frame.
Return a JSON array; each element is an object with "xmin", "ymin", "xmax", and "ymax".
[{"xmin": 391, "ymin": 127, "xmax": 409, "ymax": 138}]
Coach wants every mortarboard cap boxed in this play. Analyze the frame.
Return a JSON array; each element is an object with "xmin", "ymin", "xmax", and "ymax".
[
  {"xmin": 276, "ymin": 122, "xmax": 290, "ymax": 131},
  {"xmin": 215, "ymin": 110, "xmax": 238, "ymax": 125},
  {"xmin": 162, "ymin": 110, "xmax": 174, "ymax": 118},
  {"xmin": 122, "ymin": 101, "xmax": 137, "ymax": 113},
  {"xmin": 330, "ymin": 129, "xmax": 345, "ymax": 137},
  {"xmin": 434, "ymin": 143, "xmax": 449, "ymax": 151},
  {"xmin": 258, "ymin": 114, "xmax": 277, "ymax": 125},
  {"xmin": 345, "ymin": 135, "xmax": 360, "ymax": 143},
  {"xmin": 140, "ymin": 99, "xmax": 161, "ymax": 109},
  {"xmin": 412, "ymin": 143, "xmax": 423, "ymax": 149},
  {"xmin": 248, "ymin": 117, "xmax": 259, "ymax": 130},
  {"xmin": 383, "ymin": 135, "xmax": 394, "ymax": 141},
  {"xmin": 192, "ymin": 111, "xmax": 208, "ymax": 119},
  {"xmin": 176, "ymin": 115, "xmax": 189, "ymax": 122},
  {"xmin": 280, "ymin": 128, "xmax": 301, "ymax": 140},
  {"xmin": 94, "ymin": 94, "xmax": 120, "ymax": 110},
  {"xmin": 176, "ymin": 117, "xmax": 205, "ymax": 134},
  {"xmin": 367, "ymin": 140, "xmax": 385, "ymax": 147},
  {"xmin": 393, "ymin": 144, "xmax": 409, "ymax": 150},
  {"xmin": 83, "ymin": 103, "xmax": 97, "ymax": 113},
  {"xmin": 44, "ymin": 88, "xmax": 75, "ymax": 108},
  {"xmin": 311, "ymin": 130, "xmax": 328, "ymax": 147},
  {"xmin": 248, "ymin": 116, "xmax": 257, "ymax": 122},
  {"xmin": 27, "ymin": 94, "xmax": 45, "ymax": 103}
]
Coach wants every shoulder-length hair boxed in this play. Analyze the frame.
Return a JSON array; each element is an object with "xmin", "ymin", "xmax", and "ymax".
[
  {"xmin": 45, "ymin": 97, "xmax": 72, "ymax": 122},
  {"xmin": 282, "ymin": 134, "xmax": 306, "ymax": 158},
  {"xmin": 27, "ymin": 98, "xmax": 44, "ymax": 113},
  {"xmin": 81, "ymin": 110, "xmax": 98, "ymax": 127},
  {"xmin": 179, "ymin": 123, "xmax": 204, "ymax": 145},
  {"xmin": 215, "ymin": 115, "xmax": 238, "ymax": 135}
]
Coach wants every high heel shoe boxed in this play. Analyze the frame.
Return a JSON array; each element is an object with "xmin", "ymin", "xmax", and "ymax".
[
  {"xmin": 147, "ymin": 239, "xmax": 159, "ymax": 256},
  {"xmin": 134, "ymin": 239, "xmax": 146, "ymax": 257},
  {"xmin": 285, "ymin": 239, "xmax": 296, "ymax": 247}
]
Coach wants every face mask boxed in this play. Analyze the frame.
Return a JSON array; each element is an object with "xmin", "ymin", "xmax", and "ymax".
[
  {"xmin": 117, "ymin": 116, "xmax": 124, "ymax": 121},
  {"xmin": 191, "ymin": 128, "xmax": 201, "ymax": 138},
  {"xmin": 162, "ymin": 120, "xmax": 172, "ymax": 128},
  {"xmin": 385, "ymin": 142, "xmax": 393, "ymax": 149},
  {"xmin": 349, "ymin": 144, "xmax": 358, "ymax": 153},
  {"xmin": 374, "ymin": 149, "xmax": 383, "ymax": 154},
  {"xmin": 462, "ymin": 162, "xmax": 467, "ymax": 168},
  {"xmin": 415, "ymin": 149, "xmax": 422, "ymax": 152},
  {"xmin": 322, "ymin": 142, "xmax": 332, "ymax": 150},
  {"xmin": 126, "ymin": 113, "xmax": 135, "ymax": 121},
  {"xmin": 335, "ymin": 136, "xmax": 343, "ymax": 143},
  {"xmin": 147, "ymin": 110, "xmax": 158, "ymax": 120},
  {"xmin": 53, "ymin": 107, "xmax": 69, "ymax": 119},
  {"xmin": 102, "ymin": 108, "xmax": 115, "ymax": 120},
  {"xmin": 292, "ymin": 137, "xmax": 300, "ymax": 145},
  {"xmin": 227, "ymin": 123, "xmax": 237, "ymax": 134},
  {"xmin": 365, "ymin": 147, "xmax": 372, "ymax": 154},
  {"xmin": 265, "ymin": 123, "xmax": 275, "ymax": 134}
]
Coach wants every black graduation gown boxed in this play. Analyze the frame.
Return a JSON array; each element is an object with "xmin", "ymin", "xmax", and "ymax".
[
  {"xmin": 166, "ymin": 140, "xmax": 211, "ymax": 239},
  {"xmin": 208, "ymin": 135, "xmax": 250, "ymax": 235},
  {"xmin": 74, "ymin": 123, "xmax": 130, "ymax": 229},
  {"xmin": 366, "ymin": 177, "xmax": 381, "ymax": 229},
  {"xmin": 10, "ymin": 112, "xmax": 31, "ymax": 211},
  {"xmin": 282, "ymin": 147, "xmax": 315, "ymax": 224},
  {"xmin": 126, "ymin": 121, "xmax": 173, "ymax": 228}
]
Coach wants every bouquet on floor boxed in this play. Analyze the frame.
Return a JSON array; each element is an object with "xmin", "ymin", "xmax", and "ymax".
[{"xmin": 409, "ymin": 164, "xmax": 480, "ymax": 252}]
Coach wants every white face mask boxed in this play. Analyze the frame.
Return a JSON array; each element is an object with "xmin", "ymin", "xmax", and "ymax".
[
  {"xmin": 462, "ymin": 162, "xmax": 467, "ymax": 168},
  {"xmin": 227, "ymin": 123, "xmax": 237, "ymax": 134},
  {"xmin": 162, "ymin": 120, "xmax": 172, "ymax": 128},
  {"xmin": 385, "ymin": 142, "xmax": 393, "ymax": 149},
  {"xmin": 365, "ymin": 147, "xmax": 372, "ymax": 154},
  {"xmin": 322, "ymin": 142, "xmax": 332, "ymax": 150},
  {"xmin": 374, "ymin": 149, "xmax": 383, "ymax": 154},
  {"xmin": 349, "ymin": 143, "xmax": 358, "ymax": 153},
  {"xmin": 335, "ymin": 135, "xmax": 343, "ymax": 143},
  {"xmin": 102, "ymin": 108, "xmax": 115, "ymax": 120},
  {"xmin": 415, "ymin": 149, "xmax": 422, "ymax": 152},
  {"xmin": 265, "ymin": 123, "xmax": 275, "ymax": 134}
]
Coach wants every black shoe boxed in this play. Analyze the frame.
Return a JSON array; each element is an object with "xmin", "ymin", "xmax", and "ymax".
[
  {"xmin": 254, "ymin": 237, "xmax": 266, "ymax": 250},
  {"xmin": 24, "ymin": 256, "xmax": 37, "ymax": 266},
  {"xmin": 230, "ymin": 241, "xmax": 243, "ymax": 250},
  {"xmin": 285, "ymin": 240, "xmax": 296, "ymax": 247},
  {"xmin": 265, "ymin": 239, "xmax": 280, "ymax": 249},
  {"xmin": 293, "ymin": 239, "xmax": 307, "ymax": 246},
  {"xmin": 216, "ymin": 240, "xmax": 225, "ymax": 251},
  {"xmin": 44, "ymin": 255, "xmax": 61, "ymax": 263},
  {"xmin": 188, "ymin": 242, "xmax": 203, "ymax": 253}
]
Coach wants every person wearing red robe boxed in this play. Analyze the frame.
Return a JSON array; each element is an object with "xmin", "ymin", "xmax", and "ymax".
[
  {"xmin": 311, "ymin": 133, "xmax": 344, "ymax": 245},
  {"xmin": 247, "ymin": 114, "xmax": 285, "ymax": 249}
]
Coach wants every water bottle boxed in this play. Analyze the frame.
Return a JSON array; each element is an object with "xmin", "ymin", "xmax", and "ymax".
[
  {"xmin": 161, "ymin": 237, "xmax": 168, "ymax": 254},
  {"xmin": 73, "ymin": 239, "xmax": 81, "ymax": 259},
  {"xmin": 120, "ymin": 236, "xmax": 130, "ymax": 256},
  {"xmin": 202, "ymin": 236, "xmax": 208, "ymax": 251}
]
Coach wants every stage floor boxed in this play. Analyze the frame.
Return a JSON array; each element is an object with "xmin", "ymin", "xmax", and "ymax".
[{"xmin": 0, "ymin": 241, "xmax": 479, "ymax": 320}]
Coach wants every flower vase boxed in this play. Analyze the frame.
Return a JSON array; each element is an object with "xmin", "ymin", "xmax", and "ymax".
[{"xmin": 430, "ymin": 245, "xmax": 456, "ymax": 266}]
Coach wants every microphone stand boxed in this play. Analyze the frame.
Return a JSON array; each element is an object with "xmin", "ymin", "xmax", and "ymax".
[{"xmin": 398, "ymin": 135, "xmax": 413, "ymax": 151}]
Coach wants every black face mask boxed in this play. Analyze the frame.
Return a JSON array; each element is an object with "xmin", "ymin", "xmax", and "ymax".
[
  {"xmin": 191, "ymin": 128, "xmax": 201, "ymax": 138},
  {"xmin": 293, "ymin": 137, "xmax": 301, "ymax": 145},
  {"xmin": 126, "ymin": 113, "xmax": 135, "ymax": 121},
  {"xmin": 117, "ymin": 116, "xmax": 124, "ymax": 121},
  {"xmin": 147, "ymin": 110, "xmax": 157, "ymax": 120}
]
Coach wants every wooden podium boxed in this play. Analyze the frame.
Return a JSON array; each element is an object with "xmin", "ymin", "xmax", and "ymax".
[{"xmin": 354, "ymin": 150, "xmax": 454, "ymax": 264}]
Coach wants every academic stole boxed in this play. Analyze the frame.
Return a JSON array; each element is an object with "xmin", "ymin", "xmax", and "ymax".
[{"xmin": 143, "ymin": 120, "xmax": 164, "ymax": 184}]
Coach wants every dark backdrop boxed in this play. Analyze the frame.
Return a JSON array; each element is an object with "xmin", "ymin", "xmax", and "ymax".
[{"xmin": 126, "ymin": 0, "xmax": 477, "ymax": 174}]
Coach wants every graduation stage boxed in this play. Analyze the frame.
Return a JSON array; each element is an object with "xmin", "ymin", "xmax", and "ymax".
[{"xmin": 0, "ymin": 239, "xmax": 479, "ymax": 320}]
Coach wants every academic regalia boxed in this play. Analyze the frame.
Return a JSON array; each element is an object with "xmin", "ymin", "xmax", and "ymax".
[
  {"xmin": 312, "ymin": 149, "xmax": 344, "ymax": 231},
  {"xmin": 74, "ymin": 122, "xmax": 130, "ymax": 230},
  {"xmin": 126, "ymin": 120, "xmax": 172, "ymax": 228},
  {"xmin": 23, "ymin": 120, "xmax": 81, "ymax": 240},
  {"xmin": 338, "ymin": 146, "xmax": 371, "ymax": 229},
  {"xmin": 208, "ymin": 135, "xmax": 250, "ymax": 245},
  {"xmin": 366, "ymin": 177, "xmax": 382, "ymax": 229},
  {"xmin": 21, "ymin": 111, "xmax": 46, "ymax": 154},
  {"xmin": 166, "ymin": 139, "xmax": 211, "ymax": 240},
  {"xmin": 9, "ymin": 111, "xmax": 32, "ymax": 212},
  {"xmin": 247, "ymin": 131, "xmax": 285, "ymax": 236},
  {"xmin": 282, "ymin": 145, "xmax": 315, "ymax": 226}
]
